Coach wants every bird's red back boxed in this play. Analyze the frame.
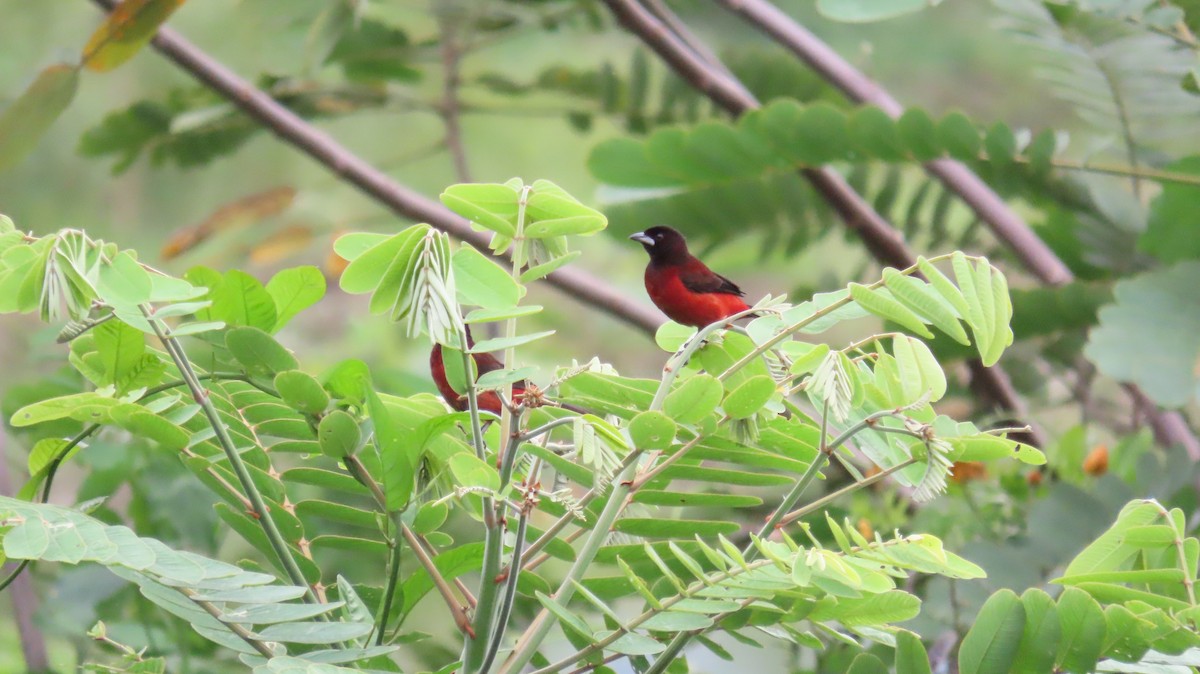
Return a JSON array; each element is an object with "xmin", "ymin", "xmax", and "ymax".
[
  {"xmin": 429, "ymin": 340, "xmax": 525, "ymax": 415},
  {"xmin": 644, "ymin": 260, "xmax": 750, "ymax": 328}
]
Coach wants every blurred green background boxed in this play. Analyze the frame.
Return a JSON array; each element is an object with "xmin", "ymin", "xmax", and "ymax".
[{"xmin": 1, "ymin": 0, "xmax": 1182, "ymax": 671}]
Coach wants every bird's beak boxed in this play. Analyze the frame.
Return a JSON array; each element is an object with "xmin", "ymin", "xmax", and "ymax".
[{"xmin": 629, "ymin": 232, "xmax": 654, "ymax": 246}]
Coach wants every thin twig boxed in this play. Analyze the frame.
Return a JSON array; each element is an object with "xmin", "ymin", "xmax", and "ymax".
[
  {"xmin": 343, "ymin": 455, "xmax": 475, "ymax": 639},
  {"xmin": 87, "ymin": 0, "xmax": 664, "ymax": 335},
  {"xmin": 145, "ymin": 309, "xmax": 319, "ymax": 604},
  {"xmin": 711, "ymin": 0, "xmax": 1199, "ymax": 459},
  {"xmin": 437, "ymin": 1, "xmax": 473, "ymax": 182},
  {"xmin": 182, "ymin": 589, "xmax": 276, "ymax": 658},
  {"xmin": 401, "ymin": 522, "xmax": 477, "ymax": 638},
  {"xmin": 599, "ymin": 0, "xmax": 1044, "ymax": 446}
]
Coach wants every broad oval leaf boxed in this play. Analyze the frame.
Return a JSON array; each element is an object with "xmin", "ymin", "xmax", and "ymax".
[
  {"xmin": 664, "ymin": 374, "xmax": 723, "ymax": 425},
  {"xmin": 958, "ymin": 589, "xmax": 1025, "ymax": 674},
  {"xmin": 317, "ymin": 410, "xmax": 361, "ymax": 459},
  {"xmin": 722, "ymin": 374, "xmax": 776, "ymax": 419},
  {"xmin": 628, "ymin": 410, "xmax": 677, "ymax": 450}
]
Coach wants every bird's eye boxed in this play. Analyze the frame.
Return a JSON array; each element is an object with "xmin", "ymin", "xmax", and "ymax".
[{"xmin": 656, "ymin": 233, "xmax": 664, "ymax": 239}]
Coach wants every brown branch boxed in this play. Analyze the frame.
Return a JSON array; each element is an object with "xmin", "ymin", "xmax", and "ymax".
[
  {"xmin": 400, "ymin": 523, "xmax": 476, "ymax": 638},
  {"xmin": 88, "ymin": 0, "xmax": 664, "ymax": 336},
  {"xmin": 603, "ymin": 0, "xmax": 1044, "ymax": 445},
  {"xmin": 712, "ymin": 0, "xmax": 1199, "ymax": 459},
  {"xmin": 436, "ymin": 2, "xmax": 472, "ymax": 182},
  {"xmin": 715, "ymin": 0, "xmax": 1072, "ymax": 282}
]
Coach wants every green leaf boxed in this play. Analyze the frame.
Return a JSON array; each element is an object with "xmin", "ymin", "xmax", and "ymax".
[
  {"xmin": 226, "ymin": 327, "xmax": 299, "ymax": 377},
  {"xmin": 1061, "ymin": 501, "xmax": 1163, "ymax": 577},
  {"xmin": 265, "ymin": 266, "xmax": 325, "ymax": 331},
  {"xmin": 633, "ymin": 491, "xmax": 762, "ymax": 508},
  {"xmin": 958, "ymin": 589, "xmax": 1025, "ymax": 674},
  {"xmin": 892, "ymin": 335, "xmax": 946, "ymax": 403},
  {"xmin": 613, "ymin": 518, "xmax": 739, "ymax": 538},
  {"xmin": 721, "ymin": 374, "xmax": 776, "ymax": 419},
  {"xmin": 883, "ymin": 268, "xmax": 970, "ymax": 345},
  {"xmin": 849, "ymin": 283, "xmax": 934, "ymax": 339},
  {"xmin": 82, "ymin": 0, "xmax": 186, "ymax": 72},
  {"xmin": 332, "ymin": 232, "xmax": 390, "ymax": 263},
  {"xmin": 255, "ymin": 621, "xmax": 372, "ymax": 644},
  {"xmin": 895, "ymin": 630, "xmax": 932, "ymax": 674},
  {"xmin": 1140, "ymin": 157, "xmax": 1200, "ymax": 263},
  {"xmin": 323, "ymin": 359, "xmax": 370, "ymax": 405},
  {"xmin": 849, "ymin": 107, "xmax": 905, "ymax": 161},
  {"xmin": 210, "ymin": 270, "xmax": 278, "ymax": 332},
  {"xmin": 469, "ymin": 330, "xmax": 555, "ymax": 353},
  {"xmin": 520, "ymin": 251, "xmax": 582, "ymax": 283},
  {"xmin": 1054, "ymin": 587, "xmax": 1105, "ymax": 674},
  {"xmin": 655, "ymin": 321, "xmax": 697, "ymax": 352},
  {"xmin": 524, "ymin": 215, "xmax": 606, "ymax": 238},
  {"xmin": 412, "ymin": 503, "xmax": 449, "ymax": 535},
  {"xmin": 812, "ymin": 590, "xmax": 921, "ymax": 626},
  {"xmin": 448, "ymin": 453, "xmax": 500, "ymax": 491},
  {"xmin": 440, "ymin": 184, "xmax": 519, "ymax": 236},
  {"xmin": 93, "ymin": 319, "xmax": 146, "ymax": 392},
  {"xmin": 664, "ymin": 374, "xmax": 723, "ymax": 425},
  {"xmin": 452, "ymin": 245, "xmax": 521, "ymax": 310},
  {"xmin": 535, "ymin": 592, "xmax": 593, "ymax": 640},
  {"xmin": 275, "ymin": 370, "xmax": 329, "ymax": 415},
  {"xmin": 218, "ymin": 601, "xmax": 342, "ymax": 625},
  {"xmin": 897, "ymin": 108, "xmax": 941, "ymax": 161},
  {"xmin": 339, "ymin": 229, "xmax": 421, "ymax": 294},
  {"xmin": 827, "ymin": 654, "xmax": 881, "ymax": 674},
  {"xmin": 937, "ymin": 111, "xmax": 981, "ymax": 161},
  {"xmin": 1013, "ymin": 589, "xmax": 1059, "ymax": 674},
  {"xmin": 0, "ymin": 64, "xmax": 79, "ymax": 171},
  {"xmin": 628, "ymin": 410, "xmax": 677, "ymax": 449},
  {"xmin": 606, "ymin": 631, "xmax": 666, "ymax": 655},
  {"xmin": 367, "ymin": 390, "xmax": 413, "ymax": 511},
  {"xmin": 98, "ymin": 251, "xmax": 152, "ymax": 308},
  {"xmin": 1084, "ymin": 262, "xmax": 1200, "ymax": 407},
  {"xmin": 816, "ymin": 0, "xmax": 930, "ymax": 23}
]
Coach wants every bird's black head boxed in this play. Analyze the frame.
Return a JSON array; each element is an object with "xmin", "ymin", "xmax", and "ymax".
[{"xmin": 629, "ymin": 226, "xmax": 691, "ymax": 264}]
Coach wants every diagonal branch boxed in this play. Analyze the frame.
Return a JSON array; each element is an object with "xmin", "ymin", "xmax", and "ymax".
[
  {"xmin": 88, "ymin": 0, "xmax": 663, "ymax": 335},
  {"xmin": 603, "ymin": 0, "xmax": 1042, "ymax": 445},
  {"xmin": 711, "ymin": 0, "xmax": 1199, "ymax": 459}
]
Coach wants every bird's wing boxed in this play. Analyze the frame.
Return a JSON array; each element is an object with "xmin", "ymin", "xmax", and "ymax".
[
  {"xmin": 472, "ymin": 351, "xmax": 507, "ymax": 377},
  {"xmin": 679, "ymin": 267, "xmax": 745, "ymax": 297}
]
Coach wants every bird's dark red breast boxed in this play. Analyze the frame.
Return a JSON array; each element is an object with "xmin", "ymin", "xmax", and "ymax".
[
  {"xmin": 631, "ymin": 226, "xmax": 751, "ymax": 328},
  {"xmin": 429, "ymin": 333, "xmax": 524, "ymax": 416}
]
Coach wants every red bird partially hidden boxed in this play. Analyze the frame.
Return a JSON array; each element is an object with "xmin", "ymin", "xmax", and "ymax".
[
  {"xmin": 429, "ymin": 329, "xmax": 522, "ymax": 416},
  {"xmin": 630, "ymin": 226, "xmax": 750, "ymax": 328}
]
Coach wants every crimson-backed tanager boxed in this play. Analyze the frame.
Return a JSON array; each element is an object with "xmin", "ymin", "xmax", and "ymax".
[
  {"xmin": 429, "ymin": 327, "xmax": 585, "ymax": 416},
  {"xmin": 429, "ymin": 328, "xmax": 518, "ymax": 416},
  {"xmin": 630, "ymin": 226, "xmax": 751, "ymax": 327}
]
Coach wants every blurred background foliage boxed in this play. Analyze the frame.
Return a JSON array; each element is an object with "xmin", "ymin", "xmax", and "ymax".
[{"xmin": 2, "ymin": 0, "xmax": 1200, "ymax": 672}]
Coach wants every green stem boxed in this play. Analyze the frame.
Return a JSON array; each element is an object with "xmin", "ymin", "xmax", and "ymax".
[
  {"xmin": 517, "ymin": 449, "xmax": 643, "ymax": 570},
  {"xmin": 650, "ymin": 306, "xmax": 763, "ymax": 410},
  {"xmin": 375, "ymin": 514, "xmax": 405, "ymax": 646},
  {"xmin": 183, "ymin": 590, "xmax": 276, "ymax": 658},
  {"xmin": 641, "ymin": 405, "xmax": 907, "ymax": 672},
  {"xmin": 480, "ymin": 502, "xmax": 530, "ymax": 673},
  {"xmin": 778, "ymin": 457, "xmax": 918, "ymax": 527},
  {"xmin": 717, "ymin": 254, "xmax": 963, "ymax": 382},
  {"xmin": 517, "ymin": 417, "xmax": 576, "ymax": 444},
  {"xmin": 145, "ymin": 308, "xmax": 318, "ymax": 605},
  {"xmin": 528, "ymin": 559, "xmax": 772, "ymax": 674},
  {"xmin": 497, "ymin": 458, "xmax": 640, "ymax": 674},
  {"xmin": 464, "ymin": 185, "xmax": 533, "ymax": 674}
]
